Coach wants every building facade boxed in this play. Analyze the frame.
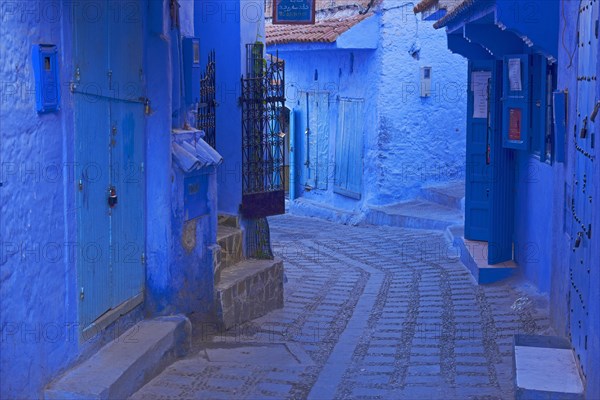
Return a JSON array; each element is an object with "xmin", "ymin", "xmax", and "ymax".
[
  {"xmin": 1, "ymin": 0, "xmax": 281, "ymax": 398},
  {"xmin": 266, "ymin": 0, "xmax": 467, "ymax": 222},
  {"xmin": 414, "ymin": 0, "xmax": 599, "ymax": 397}
]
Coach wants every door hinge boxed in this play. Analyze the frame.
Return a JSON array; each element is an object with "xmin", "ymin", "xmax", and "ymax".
[
  {"xmin": 141, "ymin": 252, "xmax": 147, "ymax": 265},
  {"xmin": 140, "ymin": 162, "xmax": 144, "ymax": 173},
  {"xmin": 80, "ymin": 287, "xmax": 84, "ymax": 300}
]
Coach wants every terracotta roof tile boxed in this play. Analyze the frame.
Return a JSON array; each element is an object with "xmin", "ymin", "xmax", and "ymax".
[
  {"xmin": 266, "ymin": 0, "xmax": 377, "ymax": 45},
  {"xmin": 413, "ymin": 0, "xmax": 476, "ymax": 29},
  {"xmin": 266, "ymin": 13, "xmax": 371, "ymax": 45}
]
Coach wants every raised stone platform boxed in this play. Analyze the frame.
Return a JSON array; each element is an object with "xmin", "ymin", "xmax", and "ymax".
[
  {"xmin": 45, "ymin": 315, "xmax": 191, "ymax": 400},
  {"xmin": 420, "ymin": 181, "xmax": 465, "ymax": 211},
  {"xmin": 366, "ymin": 200, "xmax": 464, "ymax": 230},
  {"xmin": 454, "ymin": 237, "xmax": 517, "ymax": 284},
  {"xmin": 514, "ymin": 335, "xmax": 584, "ymax": 400},
  {"xmin": 217, "ymin": 225, "xmax": 243, "ymax": 273},
  {"xmin": 215, "ymin": 258, "xmax": 284, "ymax": 330}
]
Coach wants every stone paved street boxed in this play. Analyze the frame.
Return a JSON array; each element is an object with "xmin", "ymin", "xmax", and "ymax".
[{"xmin": 132, "ymin": 214, "xmax": 553, "ymax": 400}]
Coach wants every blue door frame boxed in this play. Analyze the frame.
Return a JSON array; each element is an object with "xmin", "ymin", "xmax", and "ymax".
[
  {"xmin": 73, "ymin": 0, "xmax": 146, "ymax": 331},
  {"xmin": 465, "ymin": 60, "xmax": 515, "ymax": 264}
]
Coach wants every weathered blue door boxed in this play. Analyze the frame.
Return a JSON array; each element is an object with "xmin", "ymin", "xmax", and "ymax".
[
  {"xmin": 569, "ymin": 0, "xmax": 598, "ymax": 378},
  {"xmin": 305, "ymin": 92, "xmax": 330, "ymax": 190},
  {"xmin": 73, "ymin": 0, "xmax": 145, "ymax": 331},
  {"xmin": 489, "ymin": 59, "xmax": 515, "ymax": 265},
  {"xmin": 334, "ymin": 98, "xmax": 364, "ymax": 199},
  {"xmin": 464, "ymin": 61, "xmax": 493, "ymax": 241}
]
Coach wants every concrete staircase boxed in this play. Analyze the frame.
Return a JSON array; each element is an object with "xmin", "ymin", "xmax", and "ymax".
[
  {"xmin": 214, "ymin": 216, "xmax": 284, "ymax": 330},
  {"xmin": 45, "ymin": 316, "xmax": 191, "ymax": 399}
]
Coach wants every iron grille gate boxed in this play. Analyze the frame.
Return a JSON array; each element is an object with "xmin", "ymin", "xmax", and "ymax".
[
  {"xmin": 197, "ymin": 50, "xmax": 216, "ymax": 148},
  {"xmin": 240, "ymin": 43, "xmax": 286, "ymax": 218}
]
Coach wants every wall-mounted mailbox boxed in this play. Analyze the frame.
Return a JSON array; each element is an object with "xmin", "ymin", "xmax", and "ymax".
[
  {"xmin": 183, "ymin": 174, "xmax": 209, "ymax": 221},
  {"xmin": 32, "ymin": 44, "xmax": 60, "ymax": 113},
  {"xmin": 502, "ymin": 55, "xmax": 530, "ymax": 150},
  {"xmin": 420, "ymin": 66, "xmax": 432, "ymax": 97},
  {"xmin": 182, "ymin": 37, "xmax": 201, "ymax": 105}
]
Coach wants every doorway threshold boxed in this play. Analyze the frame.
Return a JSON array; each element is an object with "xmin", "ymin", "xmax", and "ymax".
[{"xmin": 454, "ymin": 237, "xmax": 517, "ymax": 284}]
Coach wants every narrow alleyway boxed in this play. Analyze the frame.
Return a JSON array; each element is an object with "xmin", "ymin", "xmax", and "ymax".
[{"xmin": 132, "ymin": 214, "xmax": 553, "ymax": 400}]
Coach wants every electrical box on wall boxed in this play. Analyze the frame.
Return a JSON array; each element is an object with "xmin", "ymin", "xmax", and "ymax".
[
  {"xmin": 182, "ymin": 37, "xmax": 201, "ymax": 105},
  {"xmin": 32, "ymin": 44, "xmax": 60, "ymax": 113},
  {"xmin": 420, "ymin": 67, "xmax": 432, "ymax": 97}
]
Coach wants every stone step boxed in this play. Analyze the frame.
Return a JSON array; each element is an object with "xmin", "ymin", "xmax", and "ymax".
[
  {"xmin": 366, "ymin": 200, "xmax": 464, "ymax": 231},
  {"xmin": 217, "ymin": 225, "xmax": 243, "ymax": 273},
  {"xmin": 215, "ymin": 258, "xmax": 284, "ymax": 330},
  {"xmin": 514, "ymin": 335, "xmax": 584, "ymax": 400},
  {"xmin": 218, "ymin": 214, "xmax": 240, "ymax": 228},
  {"xmin": 44, "ymin": 315, "xmax": 191, "ymax": 400},
  {"xmin": 454, "ymin": 237, "xmax": 517, "ymax": 284},
  {"xmin": 419, "ymin": 181, "xmax": 465, "ymax": 211}
]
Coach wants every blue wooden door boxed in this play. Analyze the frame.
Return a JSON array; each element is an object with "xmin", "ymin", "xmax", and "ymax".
[
  {"xmin": 305, "ymin": 92, "xmax": 330, "ymax": 190},
  {"xmin": 465, "ymin": 61, "xmax": 493, "ymax": 241},
  {"xmin": 569, "ymin": 0, "xmax": 598, "ymax": 377},
  {"xmin": 489, "ymin": 59, "xmax": 515, "ymax": 265},
  {"xmin": 74, "ymin": 0, "xmax": 145, "ymax": 330},
  {"xmin": 334, "ymin": 98, "xmax": 364, "ymax": 199},
  {"xmin": 108, "ymin": 5, "xmax": 145, "ymax": 308}
]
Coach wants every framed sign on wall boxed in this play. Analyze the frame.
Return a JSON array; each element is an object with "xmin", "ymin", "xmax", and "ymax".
[{"xmin": 273, "ymin": 0, "xmax": 316, "ymax": 25}]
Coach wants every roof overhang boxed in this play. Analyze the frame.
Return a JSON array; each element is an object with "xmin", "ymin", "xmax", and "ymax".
[{"xmin": 415, "ymin": 0, "xmax": 559, "ymax": 61}]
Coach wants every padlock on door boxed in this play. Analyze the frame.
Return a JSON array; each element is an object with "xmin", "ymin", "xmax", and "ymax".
[{"xmin": 108, "ymin": 186, "xmax": 118, "ymax": 208}]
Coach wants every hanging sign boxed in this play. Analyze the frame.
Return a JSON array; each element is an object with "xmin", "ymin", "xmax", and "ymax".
[{"xmin": 273, "ymin": 0, "xmax": 316, "ymax": 25}]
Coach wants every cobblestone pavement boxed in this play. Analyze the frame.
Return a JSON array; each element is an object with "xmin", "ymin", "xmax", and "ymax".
[{"xmin": 132, "ymin": 214, "xmax": 553, "ymax": 400}]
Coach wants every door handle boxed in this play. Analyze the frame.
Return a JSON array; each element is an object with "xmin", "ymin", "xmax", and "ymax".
[{"xmin": 108, "ymin": 186, "xmax": 118, "ymax": 208}]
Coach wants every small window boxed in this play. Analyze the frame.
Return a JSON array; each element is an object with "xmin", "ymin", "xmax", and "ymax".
[{"xmin": 44, "ymin": 57, "xmax": 51, "ymax": 70}]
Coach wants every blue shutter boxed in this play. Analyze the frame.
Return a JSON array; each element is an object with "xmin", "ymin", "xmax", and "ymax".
[
  {"xmin": 334, "ymin": 98, "xmax": 364, "ymax": 199},
  {"xmin": 306, "ymin": 92, "xmax": 330, "ymax": 190}
]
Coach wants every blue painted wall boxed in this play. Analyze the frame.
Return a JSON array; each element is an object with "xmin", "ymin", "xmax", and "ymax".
[
  {"xmin": 0, "ymin": 1, "xmax": 222, "ymax": 397},
  {"xmin": 268, "ymin": 0, "xmax": 467, "ymax": 215},
  {"xmin": 195, "ymin": 0, "xmax": 266, "ymax": 216},
  {"xmin": 373, "ymin": 1, "xmax": 467, "ymax": 204},
  {"xmin": 513, "ymin": 156, "xmax": 554, "ymax": 293},
  {"xmin": 551, "ymin": 1, "xmax": 600, "ymax": 397}
]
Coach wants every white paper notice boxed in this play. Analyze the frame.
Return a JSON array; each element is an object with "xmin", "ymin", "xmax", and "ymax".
[
  {"xmin": 508, "ymin": 58, "xmax": 522, "ymax": 91},
  {"xmin": 472, "ymin": 71, "xmax": 492, "ymax": 119}
]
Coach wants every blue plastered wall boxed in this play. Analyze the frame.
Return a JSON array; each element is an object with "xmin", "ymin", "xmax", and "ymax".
[
  {"xmin": 0, "ymin": 1, "xmax": 220, "ymax": 397},
  {"xmin": 0, "ymin": 2, "xmax": 146, "ymax": 397},
  {"xmin": 552, "ymin": 1, "xmax": 600, "ymax": 396},
  {"xmin": 371, "ymin": 0, "xmax": 467, "ymax": 205}
]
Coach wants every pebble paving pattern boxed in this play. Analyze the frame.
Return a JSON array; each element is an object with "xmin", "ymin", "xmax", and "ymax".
[{"xmin": 132, "ymin": 214, "xmax": 553, "ymax": 400}]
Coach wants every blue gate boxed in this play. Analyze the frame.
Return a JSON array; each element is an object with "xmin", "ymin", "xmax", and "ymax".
[{"xmin": 73, "ymin": 0, "xmax": 146, "ymax": 331}]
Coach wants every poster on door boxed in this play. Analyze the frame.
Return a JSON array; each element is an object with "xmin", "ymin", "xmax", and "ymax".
[
  {"xmin": 471, "ymin": 71, "xmax": 492, "ymax": 119},
  {"xmin": 508, "ymin": 108, "xmax": 522, "ymax": 141}
]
